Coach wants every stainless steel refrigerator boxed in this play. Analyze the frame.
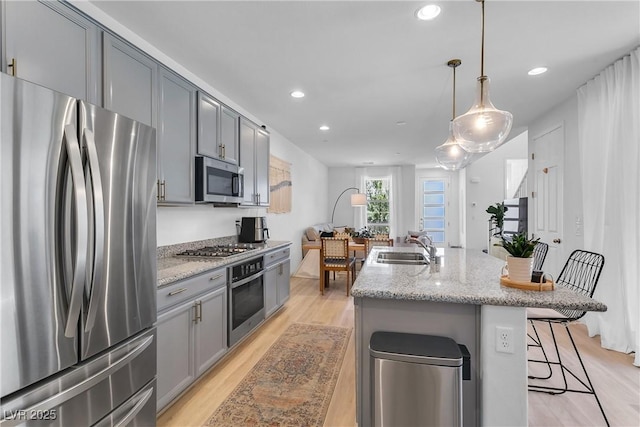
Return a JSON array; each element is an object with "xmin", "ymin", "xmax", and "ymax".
[{"xmin": 1, "ymin": 74, "xmax": 157, "ymax": 426}]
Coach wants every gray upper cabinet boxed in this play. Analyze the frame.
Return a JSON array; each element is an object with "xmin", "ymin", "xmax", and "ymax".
[
  {"xmin": 198, "ymin": 93, "xmax": 239, "ymax": 165},
  {"xmin": 220, "ymin": 105, "xmax": 240, "ymax": 165},
  {"xmin": 158, "ymin": 68, "xmax": 196, "ymax": 204},
  {"xmin": 3, "ymin": 0, "xmax": 100, "ymax": 103},
  {"xmin": 240, "ymin": 117, "xmax": 270, "ymax": 206},
  {"xmin": 103, "ymin": 33, "xmax": 156, "ymax": 127},
  {"xmin": 255, "ymin": 127, "xmax": 270, "ymax": 206},
  {"xmin": 197, "ymin": 92, "xmax": 220, "ymax": 159}
]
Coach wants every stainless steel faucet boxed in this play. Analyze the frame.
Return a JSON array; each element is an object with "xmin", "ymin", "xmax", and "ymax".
[{"xmin": 405, "ymin": 234, "xmax": 437, "ymax": 261}]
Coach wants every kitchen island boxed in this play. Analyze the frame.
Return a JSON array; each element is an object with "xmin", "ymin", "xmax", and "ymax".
[{"xmin": 351, "ymin": 246, "xmax": 607, "ymax": 426}]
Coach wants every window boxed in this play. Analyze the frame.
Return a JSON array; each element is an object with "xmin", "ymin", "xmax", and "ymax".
[
  {"xmin": 365, "ymin": 178, "xmax": 390, "ymax": 234},
  {"xmin": 422, "ymin": 180, "xmax": 445, "ymax": 244}
]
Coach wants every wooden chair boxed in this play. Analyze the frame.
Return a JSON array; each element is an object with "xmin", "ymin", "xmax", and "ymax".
[
  {"xmin": 320, "ymin": 237, "xmax": 356, "ymax": 296},
  {"xmin": 364, "ymin": 237, "xmax": 394, "ymax": 261}
]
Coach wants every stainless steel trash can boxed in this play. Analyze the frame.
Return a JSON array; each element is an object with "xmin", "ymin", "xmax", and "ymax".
[{"xmin": 370, "ymin": 332, "xmax": 469, "ymax": 427}]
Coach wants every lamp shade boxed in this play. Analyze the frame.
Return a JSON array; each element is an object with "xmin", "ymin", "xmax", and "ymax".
[
  {"xmin": 452, "ymin": 78, "xmax": 513, "ymax": 154},
  {"xmin": 350, "ymin": 193, "xmax": 367, "ymax": 206},
  {"xmin": 436, "ymin": 121, "xmax": 473, "ymax": 170}
]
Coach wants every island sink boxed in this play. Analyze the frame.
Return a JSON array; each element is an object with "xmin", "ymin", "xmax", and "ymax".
[{"xmin": 376, "ymin": 251, "xmax": 429, "ymax": 265}]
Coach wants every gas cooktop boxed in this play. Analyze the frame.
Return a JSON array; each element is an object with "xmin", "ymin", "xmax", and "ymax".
[{"xmin": 175, "ymin": 243, "xmax": 258, "ymax": 258}]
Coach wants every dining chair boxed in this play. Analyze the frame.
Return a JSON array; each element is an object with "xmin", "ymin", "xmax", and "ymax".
[
  {"xmin": 526, "ymin": 249, "xmax": 608, "ymax": 425},
  {"xmin": 320, "ymin": 237, "xmax": 357, "ymax": 296},
  {"xmin": 364, "ymin": 237, "xmax": 394, "ymax": 263},
  {"xmin": 532, "ymin": 241, "xmax": 549, "ymax": 271}
]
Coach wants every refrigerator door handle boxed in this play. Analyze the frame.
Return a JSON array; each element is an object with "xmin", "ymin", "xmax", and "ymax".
[
  {"xmin": 1, "ymin": 335, "xmax": 154, "ymax": 427},
  {"xmin": 82, "ymin": 128, "xmax": 105, "ymax": 332},
  {"xmin": 63, "ymin": 124, "xmax": 89, "ymax": 338}
]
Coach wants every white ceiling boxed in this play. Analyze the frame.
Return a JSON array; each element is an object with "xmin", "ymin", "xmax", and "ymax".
[{"xmin": 88, "ymin": 0, "xmax": 640, "ymax": 168}]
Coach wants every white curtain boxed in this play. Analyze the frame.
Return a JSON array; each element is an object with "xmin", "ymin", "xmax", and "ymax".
[
  {"xmin": 577, "ymin": 47, "xmax": 640, "ymax": 366},
  {"xmin": 354, "ymin": 167, "xmax": 403, "ymax": 240}
]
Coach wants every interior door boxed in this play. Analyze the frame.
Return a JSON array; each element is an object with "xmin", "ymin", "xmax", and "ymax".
[{"xmin": 532, "ymin": 124, "xmax": 564, "ymax": 276}]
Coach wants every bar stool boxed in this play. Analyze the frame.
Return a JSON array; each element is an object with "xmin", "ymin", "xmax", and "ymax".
[{"xmin": 526, "ymin": 249, "xmax": 608, "ymax": 425}]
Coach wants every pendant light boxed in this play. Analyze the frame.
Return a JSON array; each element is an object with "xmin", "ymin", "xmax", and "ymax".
[
  {"xmin": 453, "ymin": 0, "xmax": 512, "ymax": 153},
  {"xmin": 435, "ymin": 59, "xmax": 472, "ymax": 170}
]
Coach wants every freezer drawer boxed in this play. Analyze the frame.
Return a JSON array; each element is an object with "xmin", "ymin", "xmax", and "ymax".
[{"xmin": 0, "ymin": 328, "xmax": 156, "ymax": 427}]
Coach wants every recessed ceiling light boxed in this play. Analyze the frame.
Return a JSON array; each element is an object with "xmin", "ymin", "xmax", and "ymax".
[
  {"xmin": 528, "ymin": 67, "xmax": 548, "ymax": 76},
  {"xmin": 396, "ymin": 121, "xmax": 407, "ymax": 126},
  {"xmin": 290, "ymin": 90, "xmax": 305, "ymax": 98},
  {"xmin": 319, "ymin": 125, "xmax": 330, "ymax": 131},
  {"xmin": 362, "ymin": 161, "xmax": 375, "ymax": 165},
  {"xmin": 416, "ymin": 5, "xmax": 441, "ymax": 21}
]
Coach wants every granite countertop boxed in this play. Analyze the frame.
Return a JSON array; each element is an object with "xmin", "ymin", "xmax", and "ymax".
[
  {"xmin": 157, "ymin": 240, "xmax": 291, "ymax": 288},
  {"xmin": 351, "ymin": 246, "xmax": 607, "ymax": 312}
]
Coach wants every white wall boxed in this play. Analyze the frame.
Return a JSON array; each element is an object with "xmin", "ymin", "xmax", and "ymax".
[
  {"xmin": 74, "ymin": 2, "xmax": 328, "ymax": 271},
  {"xmin": 527, "ymin": 95, "xmax": 583, "ymax": 265},
  {"xmin": 328, "ymin": 165, "xmax": 415, "ymax": 240},
  {"xmin": 463, "ymin": 131, "xmax": 529, "ymax": 250}
]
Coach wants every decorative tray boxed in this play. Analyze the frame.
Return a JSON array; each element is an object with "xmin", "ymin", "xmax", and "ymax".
[{"xmin": 500, "ymin": 275, "xmax": 555, "ymax": 291}]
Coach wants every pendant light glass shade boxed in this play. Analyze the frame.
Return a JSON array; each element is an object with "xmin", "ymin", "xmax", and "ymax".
[
  {"xmin": 436, "ymin": 121, "xmax": 472, "ymax": 170},
  {"xmin": 453, "ymin": 76, "xmax": 512, "ymax": 152},
  {"xmin": 453, "ymin": 0, "xmax": 513, "ymax": 153}
]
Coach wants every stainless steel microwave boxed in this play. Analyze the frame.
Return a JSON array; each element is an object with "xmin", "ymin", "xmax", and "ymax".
[{"xmin": 195, "ymin": 156, "xmax": 244, "ymax": 203}]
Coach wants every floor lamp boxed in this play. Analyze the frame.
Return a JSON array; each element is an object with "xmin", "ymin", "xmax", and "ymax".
[{"xmin": 331, "ymin": 187, "xmax": 367, "ymax": 225}]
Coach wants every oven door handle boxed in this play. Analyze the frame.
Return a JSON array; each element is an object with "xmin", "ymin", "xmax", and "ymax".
[{"xmin": 230, "ymin": 271, "xmax": 264, "ymax": 289}]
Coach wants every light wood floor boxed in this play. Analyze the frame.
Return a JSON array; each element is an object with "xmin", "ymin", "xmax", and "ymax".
[{"xmin": 158, "ymin": 274, "xmax": 639, "ymax": 427}]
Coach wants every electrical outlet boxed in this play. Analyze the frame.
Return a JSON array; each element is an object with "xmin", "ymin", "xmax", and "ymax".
[{"xmin": 496, "ymin": 326, "xmax": 514, "ymax": 354}]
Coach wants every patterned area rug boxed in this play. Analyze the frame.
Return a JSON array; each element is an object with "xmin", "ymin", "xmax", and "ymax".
[{"xmin": 205, "ymin": 323, "xmax": 351, "ymax": 427}]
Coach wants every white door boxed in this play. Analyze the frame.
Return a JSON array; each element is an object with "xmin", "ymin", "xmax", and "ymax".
[{"xmin": 532, "ymin": 124, "xmax": 564, "ymax": 276}]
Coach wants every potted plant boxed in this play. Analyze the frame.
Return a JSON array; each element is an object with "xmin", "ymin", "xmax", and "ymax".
[
  {"xmin": 486, "ymin": 202, "xmax": 508, "ymax": 237},
  {"xmin": 495, "ymin": 232, "xmax": 540, "ymax": 282},
  {"xmin": 351, "ymin": 227, "xmax": 374, "ymax": 244}
]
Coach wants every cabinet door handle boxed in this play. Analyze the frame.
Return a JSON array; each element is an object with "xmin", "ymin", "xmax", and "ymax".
[
  {"xmin": 222, "ymin": 144, "xmax": 226, "ymax": 159},
  {"xmin": 8, "ymin": 58, "xmax": 17, "ymax": 76},
  {"xmin": 157, "ymin": 180, "xmax": 161, "ymax": 201},
  {"xmin": 209, "ymin": 273, "xmax": 224, "ymax": 282},
  {"xmin": 197, "ymin": 301, "xmax": 202, "ymax": 322},
  {"xmin": 162, "ymin": 180, "xmax": 167, "ymax": 200},
  {"xmin": 167, "ymin": 288, "xmax": 187, "ymax": 296},
  {"xmin": 192, "ymin": 303, "xmax": 198, "ymax": 324}
]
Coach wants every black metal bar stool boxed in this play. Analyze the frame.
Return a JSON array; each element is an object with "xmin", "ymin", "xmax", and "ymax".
[{"xmin": 526, "ymin": 249, "xmax": 608, "ymax": 426}]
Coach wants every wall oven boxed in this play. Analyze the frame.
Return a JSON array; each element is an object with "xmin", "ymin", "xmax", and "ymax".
[
  {"xmin": 195, "ymin": 156, "xmax": 243, "ymax": 203},
  {"xmin": 228, "ymin": 256, "xmax": 265, "ymax": 346}
]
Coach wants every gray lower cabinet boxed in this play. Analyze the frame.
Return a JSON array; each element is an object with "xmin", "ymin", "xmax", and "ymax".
[
  {"xmin": 264, "ymin": 247, "xmax": 291, "ymax": 317},
  {"xmin": 276, "ymin": 260, "xmax": 291, "ymax": 306},
  {"xmin": 103, "ymin": 33, "xmax": 156, "ymax": 127},
  {"xmin": 156, "ymin": 270, "xmax": 227, "ymax": 412},
  {"xmin": 239, "ymin": 117, "xmax": 270, "ymax": 206},
  {"xmin": 2, "ymin": 0, "xmax": 100, "ymax": 103},
  {"xmin": 157, "ymin": 68, "xmax": 196, "ymax": 204},
  {"xmin": 156, "ymin": 299, "xmax": 195, "ymax": 411}
]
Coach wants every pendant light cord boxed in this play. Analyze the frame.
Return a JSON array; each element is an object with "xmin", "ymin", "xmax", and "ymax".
[
  {"xmin": 480, "ymin": 0, "xmax": 485, "ymax": 78},
  {"xmin": 452, "ymin": 64, "xmax": 457, "ymax": 119},
  {"xmin": 477, "ymin": 0, "xmax": 486, "ymax": 104},
  {"xmin": 447, "ymin": 59, "xmax": 461, "ymax": 120}
]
